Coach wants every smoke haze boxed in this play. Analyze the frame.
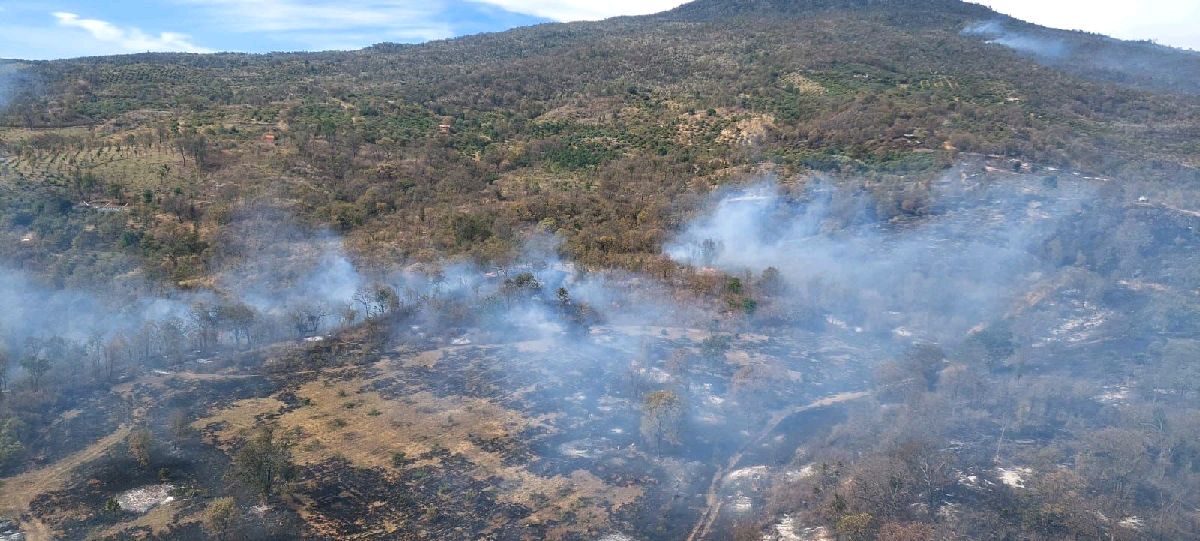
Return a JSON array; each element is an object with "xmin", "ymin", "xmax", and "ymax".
[{"xmin": 665, "ymin": 170, "xmax": 1091, "ymax": 341}]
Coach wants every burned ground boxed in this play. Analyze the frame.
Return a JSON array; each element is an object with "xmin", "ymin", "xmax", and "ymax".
[{"xmin": 174, "ymin": 318, "xmax": 880, "ymax": 540}]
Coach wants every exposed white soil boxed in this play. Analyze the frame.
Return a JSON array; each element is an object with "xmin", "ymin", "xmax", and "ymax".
[
  {"xmin": 997, "ymin": 467, "xmax": 1033, "ymax": 489},
  {"xmin": 116, "ymin": 484, "xmax": 174, "ymax": 513}
]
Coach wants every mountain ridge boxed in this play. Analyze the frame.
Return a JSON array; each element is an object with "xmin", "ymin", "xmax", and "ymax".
[{"xmin": 658, "ymin": 0, "xmax": 995, "ymax": 21}]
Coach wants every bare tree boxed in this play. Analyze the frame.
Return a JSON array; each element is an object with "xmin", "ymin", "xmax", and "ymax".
[
  {"xmin": 288, "ymin": 303, "xmax": 329, "ymax": 339},
  {"xmin": 103, "ymin": 334, "xmax": 127, "ymax": 382}
]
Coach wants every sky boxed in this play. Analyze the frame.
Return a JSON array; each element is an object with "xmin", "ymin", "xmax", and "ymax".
[{"xmin": 0, "ymin": 0, "xmax": 1196, "ymax": 60}]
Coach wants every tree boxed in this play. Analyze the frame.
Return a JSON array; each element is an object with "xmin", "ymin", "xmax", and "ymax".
[
  {"xmin": 288, "ymin": 303, "xmax": 329, "ymax": 338},
  {"xmin": 233, "ymin": 426, "xmax": 294, "ymax": 502},
  {"xmin": 698, "ymin": 238, "xmax": 722, "ymax": 267},
  {"xmin": 892, "ymin": 439, "xmax": 954, "ymax": 520},
  {"xmin": 700, "ymin": 334, "xmax": 731, "ymax": 362},
  {"xmin": 835, "ymin": 512, "xmax": 874, "ymax": 540},
  {"xmin": 202, "ymin": 497, "xmax": 237, "ymax": 540},
  {"xmin": 640, "ymin": 390, "xmax": 684, "ymax": 451},
  {"xmin": 0, "ymin": 348, "xmax": 9, "ymax": 394},
  {"xmin": 758, "ymin": 266, "xmax": 785, "ymax": 295},
  {"xmin": 0, "ymin": 418, "xmax": 23, "ymax": 470},
  {"xmin": 968, "ymin": 321, "xmax": 1015, "ymax": 370},
  {"xmin": 20, "ymin": 354, "xmax": 51, "ymax": 392},
  {"xmin": 218, "ymin": 302, "xmax": 257, "ymax": 348},
  {"xmin": 903, "ymin": 343, "xmax": 946, "ymax": 392},
  {"xmin": 191, "ymin": 302, "xmax": 222, "ymax": 351},
  {"xmin": 354, "ymin": 283, "xmax": 400, "ymax": 320},
  {"xmin": 158, "ymin": 319, "xmax": 187, "ymax": 367},
  {"xmin": 128, "ymin": 428, "xmax": 153, "ymax": 468},
  {"xmin": 500, "ymin": 272, "xmax": 541, "ymax": 302}
]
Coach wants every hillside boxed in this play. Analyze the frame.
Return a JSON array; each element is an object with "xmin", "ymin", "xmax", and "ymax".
[
  {"xmin": 3, "ymin": 0, "xmax": 1198, "ymax": 286},
  {"xmin": 1, "ymin": 1, "xmax": 1200, "ymax": 539}
]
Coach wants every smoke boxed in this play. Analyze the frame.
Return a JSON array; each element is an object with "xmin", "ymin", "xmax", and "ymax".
[
  {"xmin": 0, "ymin": 268, "xmax": 199, "ymax": 352},
  {"xmin": 0, "ymin": 61, "xmax": 28, "ymax": 115},
  {"xmin": 963, "ymin": 19, "xmax": 1200, "ymax": 94},
  {"xmin": 963, "ymin": 20, "xmax": 1069, "ymax": 59},
  {"xmin": 665, "ymin": 170, "xmax": 1091, "ymax": 342},
  {"xmin": 212, "ymin": 208, "xmax": 365, "ymax": 318},
  {"xmin": 384, "ymin": 231, "xmax": 705, "ymax": 347},
  {"xmin": 0, "ymin": 162, "xmax": 1095, "ymax": 368},
  {"xmin": 0, "ymin": 205, "xmax": 378, "ymax": 364}
]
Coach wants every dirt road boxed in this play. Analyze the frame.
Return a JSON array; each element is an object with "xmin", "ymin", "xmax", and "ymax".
[{"xmin": 685, "ymin": 391, "xmax": 869, "ymax": 541}]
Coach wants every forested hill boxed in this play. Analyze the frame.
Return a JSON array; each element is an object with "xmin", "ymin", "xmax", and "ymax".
[{"xmin": 1, "ymin": 0, "xmax": 1198, "ymax": 280}]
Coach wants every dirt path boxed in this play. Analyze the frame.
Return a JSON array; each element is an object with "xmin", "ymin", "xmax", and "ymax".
[
  {"xmin": 0, "ymin": 425, "xmax": 133, "ymax": 540},
  {"xmin": 685, "ymin": 391, "xmax": 869, "ymax": 541}
]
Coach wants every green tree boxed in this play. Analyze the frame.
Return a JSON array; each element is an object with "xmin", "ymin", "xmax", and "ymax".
[
  {"xmin": 202, "ymin": 497, "xmax": 237, "ymax": 540},
  {"xmin": 0, "ymin": 418, "xmax": 24, "ymax": 470},
  {"xmin": 233, "ymin": 426, "xmax": 295, "ymax": 502}
]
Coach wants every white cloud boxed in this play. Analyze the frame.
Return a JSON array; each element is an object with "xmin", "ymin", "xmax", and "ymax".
[
  {"xmin": 181, "ymin": 0, "xmax": 453, "ymax": 40},
  {"xmin": 53, "ymin": 12, "xmax": 213, "ymax": 54},
  {"xmin": 469, "ymin": 0, "xmax": 687, "ymax": 21}
]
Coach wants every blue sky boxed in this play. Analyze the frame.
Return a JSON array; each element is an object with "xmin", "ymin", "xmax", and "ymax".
[{"xmin": 1, "ymin": 1, "xmax": 1197, "ymax": 60}]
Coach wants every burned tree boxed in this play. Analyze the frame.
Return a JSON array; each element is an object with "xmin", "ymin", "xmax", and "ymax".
[{"xmin": 288, "ymin": 303, "xmax": 330, "ymax": 339}]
